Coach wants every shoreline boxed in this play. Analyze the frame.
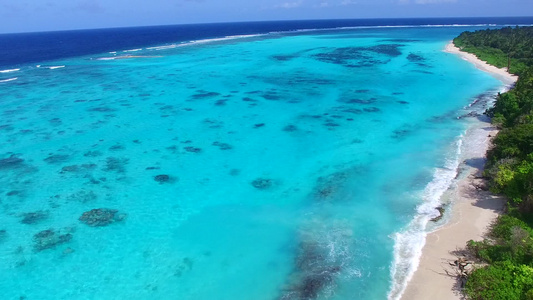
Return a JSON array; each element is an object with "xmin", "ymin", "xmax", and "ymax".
[
  {"xmin": 399, "ymin": 41, "xmax": 518, "ymax": 300},
  {"xmin": 444, "ymin": 42, "xmax": 518, "ymax": 86}
]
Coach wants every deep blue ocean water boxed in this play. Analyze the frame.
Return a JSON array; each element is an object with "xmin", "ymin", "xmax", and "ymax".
[
  {"xmin": 0, "ymin": 18, "xmax": 532, "ymax": 300},
  {"xmin": 1, "ymin": 17, "xmax": 533, "ymax": 68}
]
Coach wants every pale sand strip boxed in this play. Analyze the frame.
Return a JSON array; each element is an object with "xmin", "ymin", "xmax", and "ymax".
[
  {"xmin": 444, "ymin": 42, "xmax": 518, "ymax": 85},
  {"xmin": 400, "ymin": 42, "xmax": 518, "ymax": 300}
]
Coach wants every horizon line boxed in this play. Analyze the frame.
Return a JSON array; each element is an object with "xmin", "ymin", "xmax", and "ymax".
[{"xmin": 2, "ymin": 15, "xmax": 532, "ymax": 35}]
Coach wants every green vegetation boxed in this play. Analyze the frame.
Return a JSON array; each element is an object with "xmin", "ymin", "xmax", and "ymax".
[
  {"xmin": 454, "ymin": 26, "xmax": 533, "ymax": 74},
  {"xmin": 453, "ymin": 26, "xmax": 533, "ymax": 299}
]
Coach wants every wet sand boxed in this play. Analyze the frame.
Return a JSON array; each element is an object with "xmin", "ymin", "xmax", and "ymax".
[{"xmin": 400, "ymin": 41, "xmax": 517, "ymax": 300}]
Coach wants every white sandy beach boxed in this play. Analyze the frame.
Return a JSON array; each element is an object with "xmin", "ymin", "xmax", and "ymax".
[
  {"xmin": 400, "ymin": 41, "xmax": 518, "ymax": 300},
  {"xmin": 444, "ymin": 42, "xmax": 518, "ymax": 85}
]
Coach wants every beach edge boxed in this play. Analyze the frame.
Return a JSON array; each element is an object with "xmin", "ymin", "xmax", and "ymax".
[{"xmin": 399, "ymin": 41, "xmax": 518, "ymax": 300}]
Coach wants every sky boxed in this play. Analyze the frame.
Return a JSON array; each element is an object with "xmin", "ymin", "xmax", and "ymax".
[{"xmin": 1, "ymin": 0, "xmax": 532, "ymax": 33}]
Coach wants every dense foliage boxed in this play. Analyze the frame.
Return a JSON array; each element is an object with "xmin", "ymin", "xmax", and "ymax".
[
  {"xmin": 454, "ymin": 26, "xmax": 533, "ymax": 74},
  {"xmin": 453, "ymin": 26, "xmax": 533, "ymax": 299}
]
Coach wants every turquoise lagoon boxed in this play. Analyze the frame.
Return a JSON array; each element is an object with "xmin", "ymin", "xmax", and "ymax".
[{"xmin": 0, "ymin": 26, "xmax": 504, "ymax": 299}]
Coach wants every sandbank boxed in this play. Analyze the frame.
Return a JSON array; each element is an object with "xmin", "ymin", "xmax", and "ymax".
[{"xmin": 400, "ymin": 41, "xmax": 518, "ymax": 300}]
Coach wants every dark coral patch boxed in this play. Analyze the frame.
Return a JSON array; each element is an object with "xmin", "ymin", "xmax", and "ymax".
[
  {"xmin": 109, "ymin": 144, "xmax": 125, "ymax": 151},
  {"xmin": 392, "ymin": 129, "xmax": 411, "ymax": 139},
  {"xmin": 87, "ymin": 107, "xmax": 116, "ymax": 112},
  {"xmin": 0, "ymin": 155, "xmax": 24, "ymax": 169},
  {"xmin": 103, "ymin": 157, "xmax": 129, "ymax": 173},
  {"xmin": 203, "ymin": 118, "xmax": 224, "ymax": 129},
  {"xmin": 84, "ymin": 151, "xmax": 102, "ymax": 157},
  {"xmin": 363, "ymin": 107, "xmax": 381, "ymax": 113},
  {"xmin": 342, "ymin": 108, "xmax": 363, "ymax": 114},
  {"xmin": 154, "ymin": 174, "xmax": 170, "ymax": 183},
  {"xmin": 229, "ymin": 169, "xmax": 241, "ymax": 176},
  {"xmin": 280, "ymin": 241, "xmax": 342, "ymax": 300},
  {"xmin": 365, "ymin": 44, "xmax": 403, "ymax": 57},
  {"xmin": 184, "ymin": 146, "xmax": 202, "ymax": 153},
  {"xmin": 314, "ymin": 171, "xmax": 350, "ymax": 201},
  {"xmin": 154, "ymin": 174, "xmax": 177, "ymax": 184},
  {"xmin": 49, "ymin": 118, "xmax": 62, "ymax": 126},
  {"xmin": 313, "ymin": 44, "xmax": 402, "ymax": 67},
  {"xmin": 79, "ymin": 208, "xmax": 126, "ymax": 227},
  {"xmin": 44, "ymin": 154, "xmax": 70, "ymax": 164},
  {"xmin": 212, "ymin": 142, "xmax": 233, "ymax": 150},
  {"xmin": 251, "ymin": 178, "xmax": 273, "ymax": 190},
  {"xmin": 33, "ymin": 229, "xmax": 72, "ymax": 252},
  {"xmin": 261, "ymin": 92, "xmax": 281, "ymax": 101},
  {"xmin": 407, "ymin": 53, "xmax": 424, "ymax": 62},
  {"xmin": 21, "ymin": 211, "xmax": 49, "ymax": 225},
  {"xmin": 283, "ymin": 125, "xmax": 298, "ymax": 132},
  {"xmin": 60, "ymin": 164, "xmax": 96, "ymax": 173},
  {"xmin": 191, "ymin": 92, "xmax": 221, "ymax": 99},
  {"xmin": 345, "ymin": 99, "xmax": 375, "ymax": 104},
  {"xmin": 6, "ymin": 190, "xmax": 21, "ymax": 196},
  {"xmin": 272, "ymin": 55, "xmax": 297, "ymax": 61},
  {"xmin": 215, "ymin": 100, "xmax": 227, "ymax": 106},
  {"xmin": 67, "ymin": 190, "xmax": 97, "ymax": 203}
]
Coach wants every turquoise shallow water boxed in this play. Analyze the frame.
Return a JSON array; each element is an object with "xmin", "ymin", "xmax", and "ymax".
[{"xmin": 0, "ymin": 27, "xmax": 502, "ymax": 300}]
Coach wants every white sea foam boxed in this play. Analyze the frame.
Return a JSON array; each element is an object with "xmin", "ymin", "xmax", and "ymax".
[
  {"xmin": 0, "ymin": 68, "xmax": 19, "ymax": 73},
  {"xmin": 49, "ymin": 66, "xmax": 65, "ymax": 70},
  {"xmin": 95, "ymin": 57, "xmax": 119, "ymax": 61},
  {"xmin": 146, "ymin": 45, "xmax": 178, "ymax": 51},
  {"xmin": 140, "ymin": 24, "xmax": 533, "ymax": 55},
  {"xmin": 143, "ymin": 34, "xmax": 265, "ymax": 52},
  {"xmin": 388, "ymin": 137, "xmax": 463, "ymax": 300},
  {"xmin": 0, "ymin": 77, "xmax": 18, "ymax": 83},
  {"xmin": 186, "ymin": 34, "xmax": 265, "ymax": 45},
  {"xmin": 123, "ymin": 48, "xmax": 142, "ymax": 52},
  {"xmin": 269, "ymin": 23, "xmax": 533, "ymax": 36}
]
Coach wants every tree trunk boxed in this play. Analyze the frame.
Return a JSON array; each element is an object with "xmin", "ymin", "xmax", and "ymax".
[{"xmin": 507, "ymin": 54, "xmax": 511, "ymax": 73}]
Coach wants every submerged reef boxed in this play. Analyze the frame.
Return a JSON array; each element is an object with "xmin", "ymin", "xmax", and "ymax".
[
  {"xmin": 103, "ymin": 157, "xmax": 129, "ymax": 173},
  {"xmin": 313, "ymin": 171, "xmax": 350, "ymax": 201},
  {"xmin": 190, "ymin": 91, "xmax": 221, "ymax": 100},
  {"xmin": 251, "ymin": 178, "xmax": 273, "ymax": 190},
  {"xmin": 283, "ymin": 125, "xmax": 298, "ymax": 132},
  {"xmin": 184, "ymin": 146, "xmax": 202, "ymax": 153},
  {"xmin": 154, "ymin": 174, "xmax": 170, "ymax": 183},
  {"xmin": 67, "ymin": 189, "xmax": 98, "ymax": 203},
  {"xmin": 20, "ymin": 211, "xmax": 49, "ymax": 225},
  {"xmin": 0, "ymin": 155, "xmax": 24, "ymax": 169},
  {"xmin": 79, "ymin": 208, "xmax": 126, "ymax": 227},
  {"xmin": 407, "ymin": 53, "xmax": 425, "ymax": 62},
  {"xmin": 0, "ymin": 229, "xmax": 7, "ymax": 243},
  {"xmin": 60, "ymin": 164, "xmax": 97, "ymax": 174},
  {"xmin": 313, "ymin": 44, "xmax": 403, "ymax": 68},
  {"xmin": 279, "ymin": 241, "xmax": 342, "ymax": 300},
  {"xmin": 212, "ymin": 142, "xmax": 233, "ymax": 150},
  {"xmin": 33, "ymin": 229, "xmax": 72, "ymax": 252},
  {"xmin": 154, "ymin": 174, "xmax": 177, "ymax": 184},
  {"xmin": 44, "ymin": 154, "xmax": 70, "ymax": 164},
  {"xmin": 84, "ymin": 151, "xmax": 102, "ymax": 157}
]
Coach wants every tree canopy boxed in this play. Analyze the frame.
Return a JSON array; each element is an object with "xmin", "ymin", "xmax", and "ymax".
[{"xmin": 453, "ymin": 26, "xmax": 533, "ymax": 299}]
